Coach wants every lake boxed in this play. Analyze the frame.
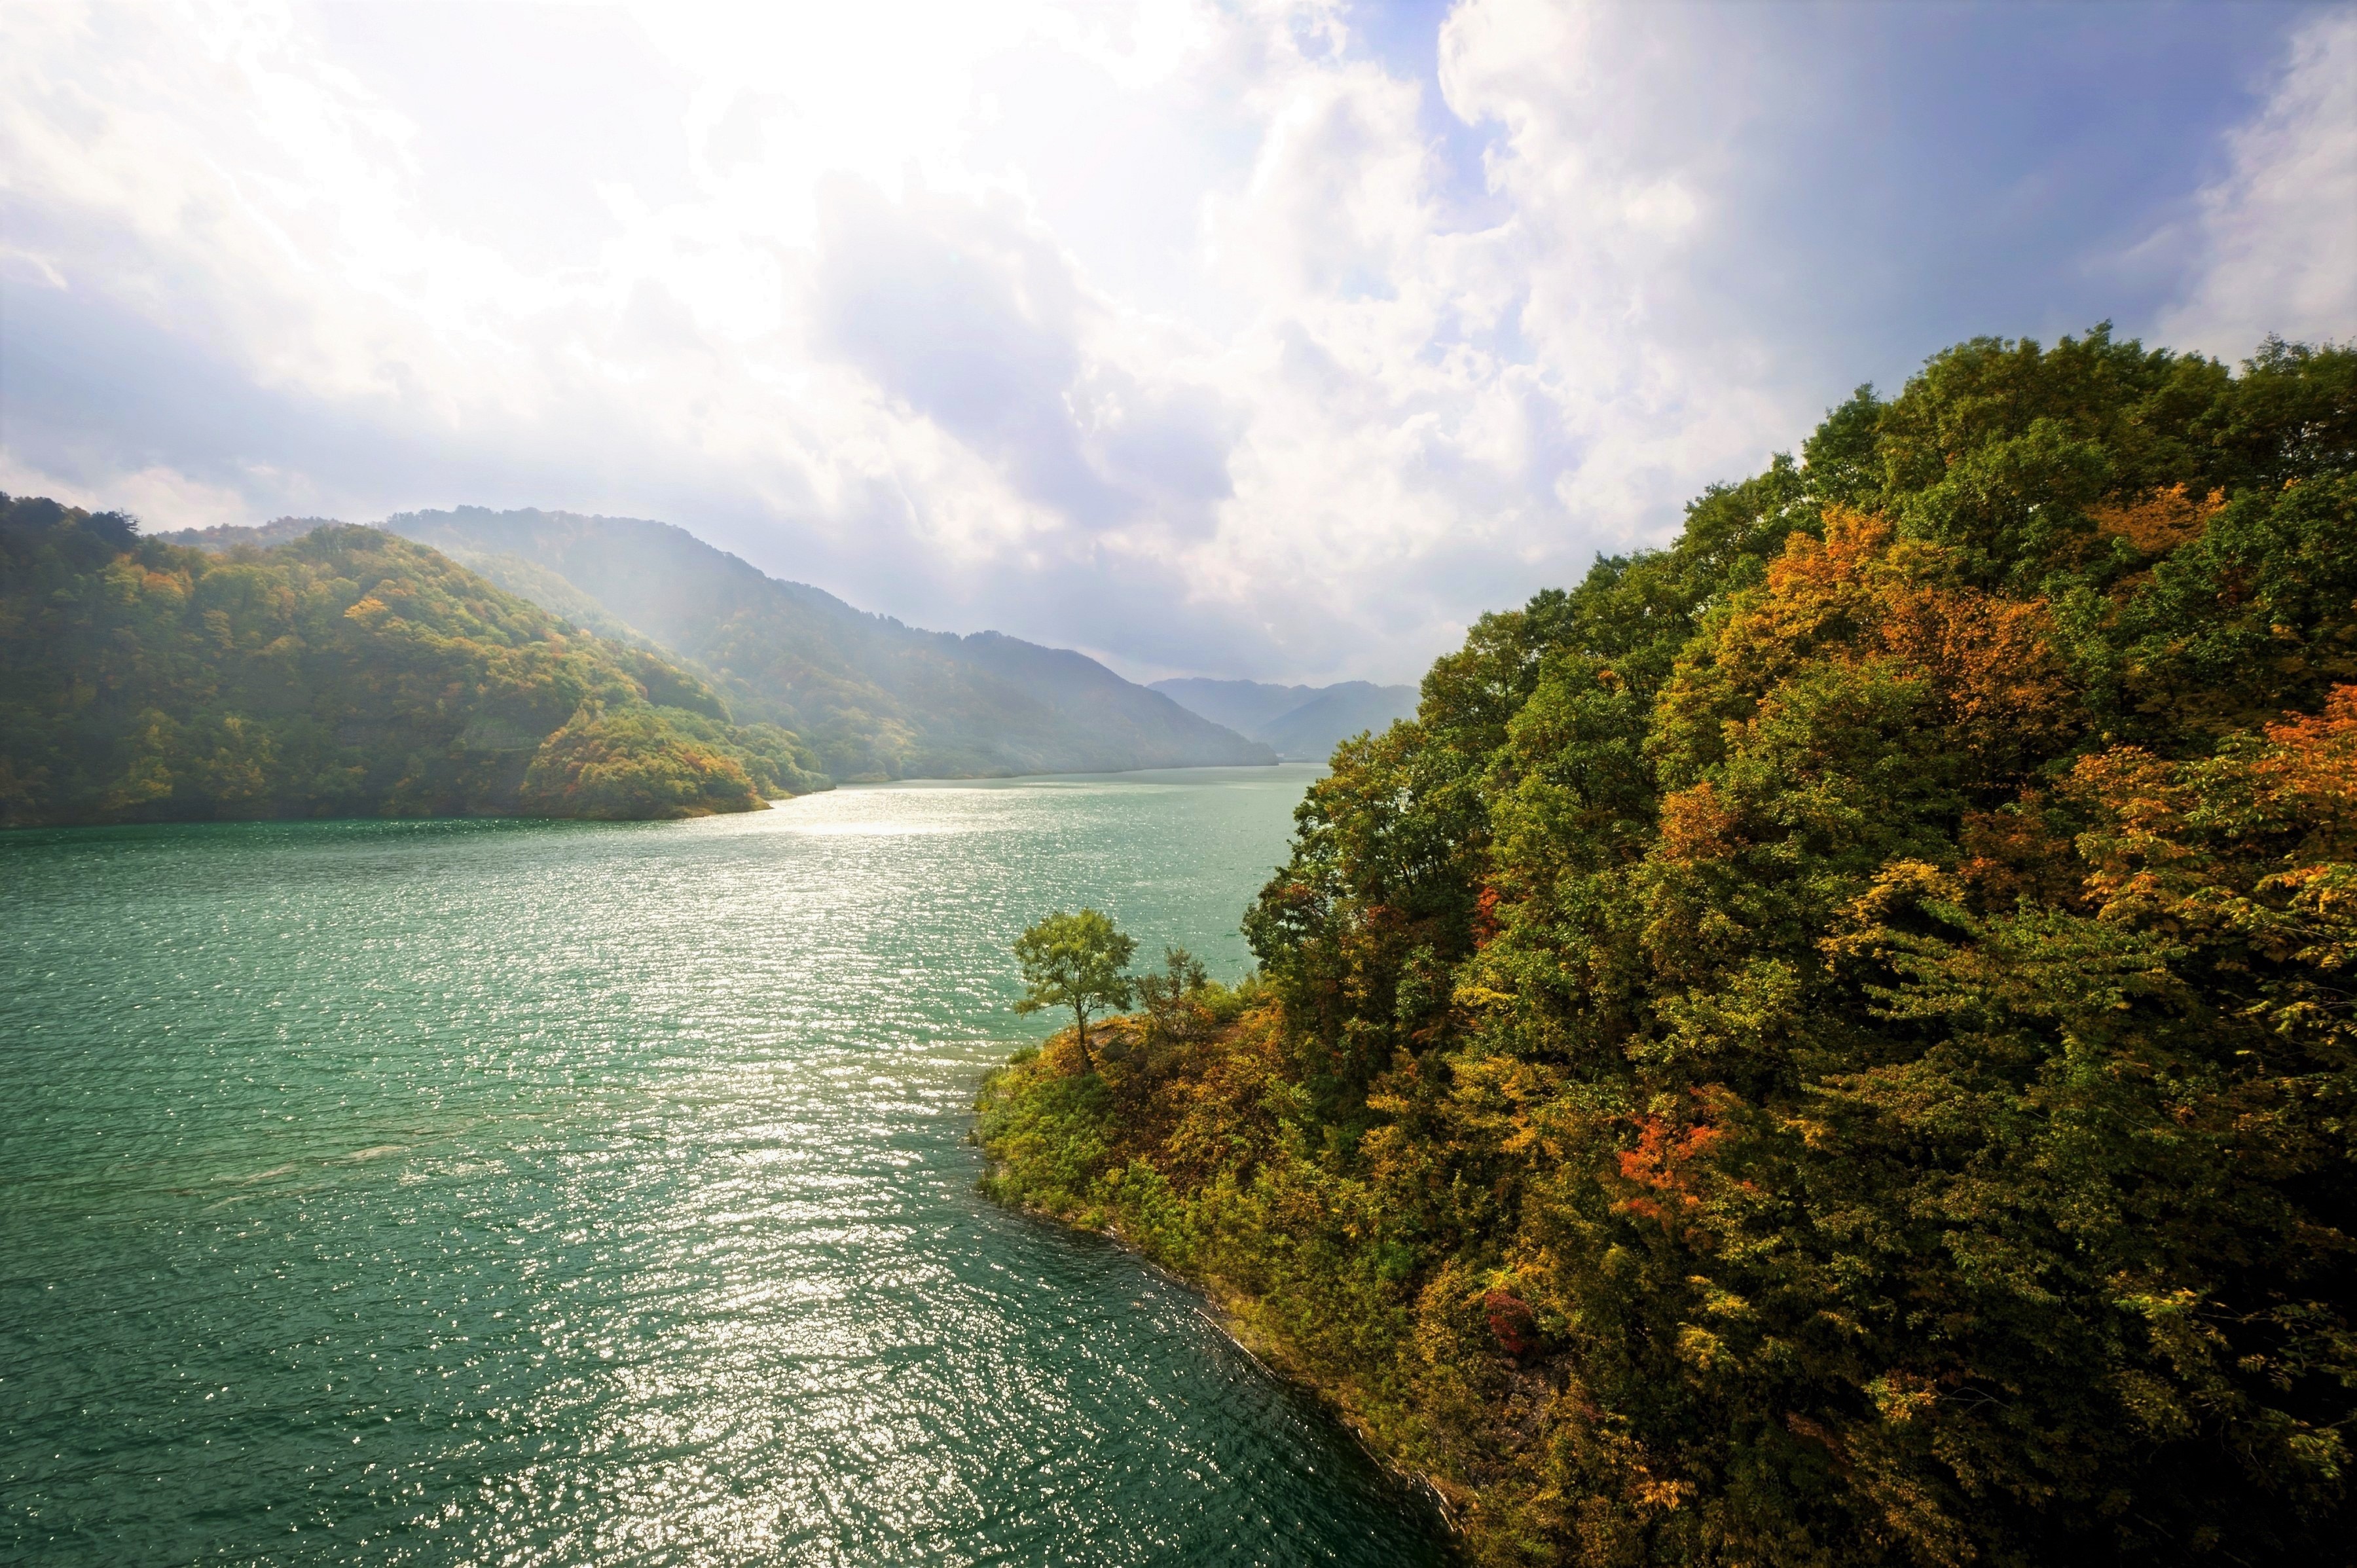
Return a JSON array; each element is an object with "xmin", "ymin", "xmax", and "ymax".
[{"xmin": 0, "ymin": 765, "xmax": 1450, "ymax": 1565}]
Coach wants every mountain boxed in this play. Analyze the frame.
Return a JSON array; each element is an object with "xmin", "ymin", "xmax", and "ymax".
[
  {"xmin": 1147, "ymin": 678, "xmax": 1316, "ymax": 736},
  {"xmin": 5, "ymin": 494, "xmax": 824, "ymax": 827},
  {"xmin": 369, "ymin": 508, "xmax": 1276, "ymax": 781},
  {"xmin": 149, "ymin": 515, "xmax": 337, "ymax": 553},
  {"xmin": 1152, "ymin": 676, "xmax": 1417, "ymax": 760},
  {"xmin": 1254, "ymin": 681, "xmax": 1419, "ymax": 759}
]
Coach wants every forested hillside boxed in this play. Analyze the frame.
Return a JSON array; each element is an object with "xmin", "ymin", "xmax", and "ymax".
[
  {"xmin": 1, "ymin": 497, "xmax": 824, "ymax": 826},
  {"xmin": 979, "ymin": 330, "xmax": 2356, "ymax": 1565},
  {"xmin": 378, "ymin": 507, "xmax": 1276, "ymax": 779}
]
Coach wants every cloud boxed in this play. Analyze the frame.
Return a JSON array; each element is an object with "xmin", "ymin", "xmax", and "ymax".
[
  {"xmin": 1, "ymin": 1, "xmax": 2349, "ymax": 686},
  {"xmin": 2157, "ymin": 10, "xmax": 2357, "ymax": 358},
  {"xmin": 811, "ymin": 179, "xmax": 1240, "ymax": 535},
  {"xmin": 0, "ymin": 449, "xmax": 257, "ymax": 534}
]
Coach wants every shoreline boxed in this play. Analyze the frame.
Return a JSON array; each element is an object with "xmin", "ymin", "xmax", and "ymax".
[
  {"xmin": 970, "ymin": 1027, "xmax": 1469, "ymax": 1546},
  {"xmin": 981, "ymin": 1165, "xmax": 1469, "ymax": 1544}
]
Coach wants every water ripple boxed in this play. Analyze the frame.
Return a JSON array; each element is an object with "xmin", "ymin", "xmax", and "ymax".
[{"xmin": 1, "ymin": 767, "xmax": 1448, "ymax": 1565}]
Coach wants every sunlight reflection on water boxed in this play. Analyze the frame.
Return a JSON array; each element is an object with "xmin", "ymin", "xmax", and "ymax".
[{"xmin": 0, "ymin": 767, "xmax": 1450, "ymax": 1565}]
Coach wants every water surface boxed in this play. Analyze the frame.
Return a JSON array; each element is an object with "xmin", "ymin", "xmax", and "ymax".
[{"xmin": 1, "ymin": 765, "xmax": 1448, "ymax": 1565}]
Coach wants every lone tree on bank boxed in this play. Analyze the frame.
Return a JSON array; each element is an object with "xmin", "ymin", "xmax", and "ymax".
[{"xmin": 1012, "ymin": 909, "xmax": 1135, "ymax": 1068}]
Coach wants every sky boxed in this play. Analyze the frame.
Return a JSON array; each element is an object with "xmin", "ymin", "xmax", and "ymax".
[{"xmin": 3, "ymin": 1, "xmax": 2352, "ymax": 684}]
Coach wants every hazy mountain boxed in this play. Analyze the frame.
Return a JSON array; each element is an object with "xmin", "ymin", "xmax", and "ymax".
[
  {"xmin": 1151, "ymin": 677, "xmax": 1417, "ymax": 761},
  {"xmin": 150, "ymin": 515, "xmax": 337, "ymax": 553},
  {"xmin": 367, "ymin": 507, "xmax": 1275, "ymax": 781},
  {"xmin": 1146, "ymin": 678, "xmax": 1315, "ymax": 738},
  {"xmin": 1256, "ymin": 682, "xmax": 1421, "ymax": 759}
]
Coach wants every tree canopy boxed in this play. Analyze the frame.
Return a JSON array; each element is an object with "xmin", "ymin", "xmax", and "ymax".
[
  {"xmin": 1012, "ymin": 909, "xmax": 1137, "ymax": 1063},
  {"xmin": 978, "ymin": 327, "xmax": 2357, "ymax": 1566}
]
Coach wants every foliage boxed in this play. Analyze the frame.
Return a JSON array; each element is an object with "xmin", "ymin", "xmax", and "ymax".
[
  {"xmin": 0, "ymin": 496, "xmax": 826, "ymax": 827},
  {"xmin": 517, "ymin": 704, "xmax": 762, "ymax": 819},
  {"xmin": 979, "ymin": 328, "xmax": 2357, "ymax": 1565},
  {"xmin": 1137, "ymin": 945, "xmax": 1216, "ymax": 1044},
  {"xmin": 1012, "ymin": 909, "xmax": 1139, "ymax": 1064}
]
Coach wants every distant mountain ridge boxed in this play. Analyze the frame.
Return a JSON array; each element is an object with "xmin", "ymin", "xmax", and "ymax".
[
  {"xmin": 1152, "ymin": 677, "xmax": 1417, "ymax": 761},
  {"xmin": 1146, "ymin": 678, "xmax": 1317, "ymax": 737},
  {"xmin": 363, "ymin": 508, "xmax": 1275, "ymax": 780}
]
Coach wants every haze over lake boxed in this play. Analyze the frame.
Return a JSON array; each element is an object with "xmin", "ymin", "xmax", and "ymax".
[{"xmin": 1, "ymin": 765, "xmax": 1447, "ymax": 1565}]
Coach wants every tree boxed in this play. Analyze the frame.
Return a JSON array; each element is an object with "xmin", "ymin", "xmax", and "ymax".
[
  {"xmin": 1135, "ymin": 944, "xmax": 1211, "ymax": 1045},
  {"xmin": 1012, "ymin": 909, "xmax": 1135, "ymax": 1067}
]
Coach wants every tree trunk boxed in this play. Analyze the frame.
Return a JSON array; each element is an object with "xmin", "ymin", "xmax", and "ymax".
[{"xmin": 1074, "ymin": 1003, "xmax": 1091, "ymax": 1068}]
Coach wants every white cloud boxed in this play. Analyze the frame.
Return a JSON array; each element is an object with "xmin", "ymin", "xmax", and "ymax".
[
  {"xmin": 5, "ymin": 1, "xmax": 2347, "ymax": 685},
  {"xmin": 2159, "ymin": 9, "xmax": 2357, "ymax": 359},
  {"xmin": 0, "ymin": 450, "xmax": 259, "ymax": 532}
]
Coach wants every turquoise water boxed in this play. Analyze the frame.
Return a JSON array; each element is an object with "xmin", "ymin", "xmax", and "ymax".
[{"xmin": 1, "ymin": 766, "xmax": 1448, "ymax": 1565}]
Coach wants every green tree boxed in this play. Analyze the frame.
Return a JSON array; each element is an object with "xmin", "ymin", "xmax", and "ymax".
[
  {"xmin": 1136, "ymin": 945, "xmax": 1211, "ymax": 1044},
  {"xmin": 1012, "ymin": 909, "xmax": 1135, "ymax": 1066}
]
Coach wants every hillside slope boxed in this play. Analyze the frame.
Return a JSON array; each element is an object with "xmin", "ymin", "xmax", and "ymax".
[
  {"xmin": 3, "ymin": 496, "xmax": 824, "ymax": 826},
  {"xmin": 982, "ymin": 330, "xmax": 2357, "ymax": 1566},
  {"xmin": 377, "ymin": 508, "xmax": 1275, "ymax": 780},
  {"xmin": 1154, "ymin": 676, "xmax": 1417, "ymax": 759},
  {"xmin": 1259, "ymin": 681, "xmax": 1417, "ymax": 759},
  {"xmin": 1148, "ymin": 677, "xmax": 1315, "ymax": 736}
]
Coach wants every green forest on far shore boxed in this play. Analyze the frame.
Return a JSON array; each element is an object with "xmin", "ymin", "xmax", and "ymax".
[
  {"xmin": 979, "ymin": 329, "xmax": 2356, "ymax": 1567},
  {"xmin": 0, "ymin": 500, "xmax": 826, "ymax": 828}
]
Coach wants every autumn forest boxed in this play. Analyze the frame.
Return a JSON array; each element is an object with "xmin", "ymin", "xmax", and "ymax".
[{"xmin": 977, "ymin": 329, "xmax": 2357, "ymax": 1566}]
